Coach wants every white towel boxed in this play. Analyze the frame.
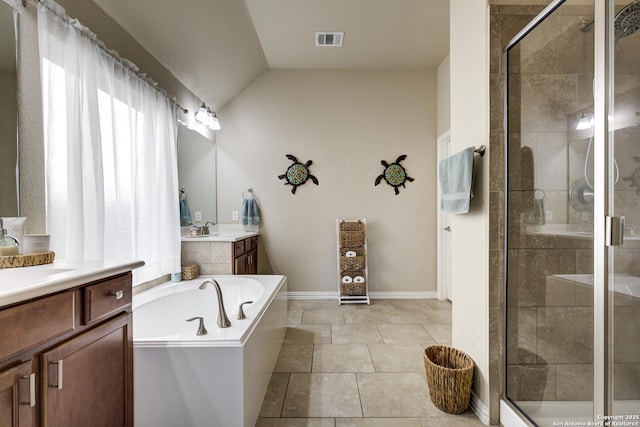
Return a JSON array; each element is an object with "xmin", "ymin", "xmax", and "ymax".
[
  {"xmin": 353, "ymin": 276, "xmax": 365, "ymax": 283},
  {"xmin": 342, "ymin": 276, "xmax": 353, "ymax": 284},
  {"xmin": 439, "ymin": 146, "xmax": 475, "ymax": 214},
  {"xmin": 345, "ymin": 251, "xmax": 357, "ymax": 258}
]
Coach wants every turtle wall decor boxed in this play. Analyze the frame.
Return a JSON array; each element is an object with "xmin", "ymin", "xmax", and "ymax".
[
  {"xmin": 278, "ymin": 154, "xmax": 319, "ymax": 194},
  {"xmin": 375, "ymin": 154, "xmax": 414, "ymax": 195}
]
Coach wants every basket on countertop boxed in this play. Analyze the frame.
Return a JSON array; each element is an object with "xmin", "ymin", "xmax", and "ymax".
[
  {"xmin": 423, "ymin": 345, "xmax": 475, "ymax": 414},
  {"xmin": 0, "ymin": 251, "xmax": 55, "ymax": 268},
  {"xmin": 181, "ymin": 264, "xmax": 199, "ymax": 280}
]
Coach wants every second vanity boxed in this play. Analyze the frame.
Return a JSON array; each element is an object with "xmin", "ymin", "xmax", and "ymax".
[{"xmin": 181, "ymin": 224, "xmax": 259, "ymax": 275}]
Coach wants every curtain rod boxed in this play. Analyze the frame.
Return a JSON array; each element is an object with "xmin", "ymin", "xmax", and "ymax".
[{"xmin": 27, "ymin": 0, "xmax": 189, "ymax": 115}]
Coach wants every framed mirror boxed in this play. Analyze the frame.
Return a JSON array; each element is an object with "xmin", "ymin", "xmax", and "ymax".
[
  {"xmin": 177, "ymin": 124, "xmax": 216, "ymax": 225},
  {"xmin": 0, "ymin": 2, "xmax": 18, "ymax": 216}
]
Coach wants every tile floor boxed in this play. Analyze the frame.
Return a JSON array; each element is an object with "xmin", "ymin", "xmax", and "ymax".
[{"xmin": 255, "ymin": 299, "xmax": 485, "ymax": 427}]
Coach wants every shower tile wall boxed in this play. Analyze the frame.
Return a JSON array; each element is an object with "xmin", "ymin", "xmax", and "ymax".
[{"xmin": 490, "ymin": 2, "xmax": 640, "ymax": 415}]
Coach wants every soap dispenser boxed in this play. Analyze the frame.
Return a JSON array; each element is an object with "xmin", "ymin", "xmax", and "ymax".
[{"xmin": 0, "ymin": 219, "xmax": 19, "ymax": 256}]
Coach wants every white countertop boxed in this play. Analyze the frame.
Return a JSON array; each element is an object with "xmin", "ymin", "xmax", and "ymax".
[
  {"xmin": 181, "ymin": 224, "xmax": 259, "ymax": 242},
  {"xmin": 0, "ymin": 259, "xmax": 145, "ymax": 308}
]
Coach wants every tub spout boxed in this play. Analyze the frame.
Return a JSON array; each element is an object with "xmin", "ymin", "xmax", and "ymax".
[{"xmin": 198, "ymin": 279, "xmax": 232, "ymax": 328}]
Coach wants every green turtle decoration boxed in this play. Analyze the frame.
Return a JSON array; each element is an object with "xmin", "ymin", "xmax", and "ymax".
[
  {"xmin": 278, "ymin": 154, "xmax": 319, "ymax": 194},
  {"xmin": 375, "ymin": 155, "xmax": 414, "ymax": 195}
]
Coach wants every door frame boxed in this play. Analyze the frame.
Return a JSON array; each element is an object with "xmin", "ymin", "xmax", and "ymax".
[{"xmin": 437, "ymin": 130, "xmax": 451, "ymax": 301}]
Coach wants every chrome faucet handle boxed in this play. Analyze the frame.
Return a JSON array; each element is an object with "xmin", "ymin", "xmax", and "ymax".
[
  {"xmin": 238, "ymin": 301, "xmax": 254, "ymax": 320},
  {"xmin": 186, "ymin": 317, "xmax": 208, "ymax": 335}
]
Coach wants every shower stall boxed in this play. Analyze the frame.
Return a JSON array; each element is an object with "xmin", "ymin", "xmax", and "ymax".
[{"xmin": 502, "ymin": 0, "xmax": 640, "ymax": 425}]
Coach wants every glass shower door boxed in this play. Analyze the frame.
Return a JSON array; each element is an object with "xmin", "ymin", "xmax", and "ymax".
[
  {"xmin": 610, "ymin": 0, "xmax": 640, "ymax": 416},
  {"xmin": 505, "ymin": 1, "xmax": 596, "ymax": 425}
]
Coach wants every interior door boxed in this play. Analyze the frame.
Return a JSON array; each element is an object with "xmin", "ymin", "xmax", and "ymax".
[{"xmin": 437, "ymin": 130, "xmax": 452, "ymax": 301}]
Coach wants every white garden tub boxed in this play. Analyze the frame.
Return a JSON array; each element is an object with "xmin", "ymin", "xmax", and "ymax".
[{"xmin": 133, "ymin": 275, "xmax": 287, "ymax": 427}]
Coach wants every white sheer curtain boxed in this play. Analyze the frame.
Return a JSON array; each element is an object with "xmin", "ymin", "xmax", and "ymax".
[{"xmin": 38, "ymin": 1, "xmax": 181, "ymax": 284}]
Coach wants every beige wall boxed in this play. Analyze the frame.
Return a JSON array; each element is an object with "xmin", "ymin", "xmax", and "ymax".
[
  {"xmin": 437, "ymin": 54, "xmax": 451, "ymax": 136},
  {"xmin": 450, "ymin": 0, "xmax": 492, "ymax": 422},
  {"xmin": 7, "ymin": 0, "xmax": 201, "ymax": 233},
  {"xmin": 217, "ymin": 69, "xmax": 438, "ymax": 294}
]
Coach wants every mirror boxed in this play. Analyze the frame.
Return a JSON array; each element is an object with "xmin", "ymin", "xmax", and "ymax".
[
  {"xmin": 177, "ymin": 124, "xmax": 216, "ymax": 224},
  {"xmin": 0, "ymin": 3, "xmax": 18, "ymax": 216}
]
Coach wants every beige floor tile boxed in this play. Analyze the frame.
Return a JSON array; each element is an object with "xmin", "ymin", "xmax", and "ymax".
[
  {"xmin": 424, "ymin": 299, "xmax": 452, "ymax": 310},
  {"xmin": 288, "ymin": 308, "xmax": 304, "ymax": 324},
  {"xmin": 424, "ymin": 309, "xmax": 452, "ymax": 324},
  {"xmin": 302, "ymin": 308, "xmax": 346, "ymax": 324},
  {"xmin": 377, "ymin": 324, "xmax": 436, "ymax": 344},
  {"xmin": 275, "ymin": 344, "xmax": 314, "ymax": 372},
  {"xmin": 256, "ymin": 418, "xmax": 336, "ymax": 427},
  {"xmin": 284, "ymin": 325, "xmax": 332, "ymax": 344},
  {"xmin": 259, "ymin": 373, "xmax": 289, "ymax": 417},
  {"xmin": 288, "ymin": 299, "xmax": 341, "ymax": 310},
  {"xmin": 357, "ymin": 372, "xmax": 435, "ymax": 417},
  {"xmin": 336, "ymin": 418, "xmax": 423, "ymax": 426},
  {"xmin": 312, "ymin": 344, "xmax": 375, "ymax": 372},
  {"xmin": 368, "ymin": 343, "xmax": 426, "ymax": 372},
  {"xmin": 332, "ymin": 324, "xmax": 383, "ymax": 344},
  {"xmin": 384, "ymin": 309, "xmax": 433, "ymax": 324},
  {"xmin": 343, "ymin": 309, "xmax": 389, "ymax": 324},
  {"xmin": 422, "ymin": 324, "xmax": 452, "ymax": 344},
  {"xmin": 420, "ymin": 413, "xmax": 485, "ymax": 426},
  {"xmin": 388, "ymin": 299, "xmax": 432, "ymax": 310},
  {"xmin": 282, "ymin": 373, "xmax": 363, "ymax": 417}
]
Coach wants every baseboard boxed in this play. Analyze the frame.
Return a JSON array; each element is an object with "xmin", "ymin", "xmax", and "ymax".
[
  {"xmin": 470, "ymin": 390, "xmax": 491, "ymax": 425},
  {"xmin": 284, "ymin": 291, "xmax": 439, "ymax": 300}
]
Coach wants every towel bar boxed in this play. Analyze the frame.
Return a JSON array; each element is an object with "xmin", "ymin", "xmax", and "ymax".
[
  {"xmin": 474, "ymin": 145, "xmax": 486, "ymax": 157},
  {"xmin": 242, "ymin": 188, "xmax": 256, "ymax": 199}
]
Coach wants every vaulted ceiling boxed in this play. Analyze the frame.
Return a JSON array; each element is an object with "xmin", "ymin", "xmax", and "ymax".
[{"xmin": 91, "ymin": 0, "xmax": 449, "ymax": 110}]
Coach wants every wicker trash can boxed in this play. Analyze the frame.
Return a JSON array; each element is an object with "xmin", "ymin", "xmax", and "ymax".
[{"xmin": 423, "ymin": 345, "xmax": 475, "ymax": 414}]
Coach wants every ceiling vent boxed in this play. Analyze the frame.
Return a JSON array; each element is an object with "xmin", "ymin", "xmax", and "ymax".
[{"xmin": 316, "ymin": 32, "xmax": 344, "ymax": 47}]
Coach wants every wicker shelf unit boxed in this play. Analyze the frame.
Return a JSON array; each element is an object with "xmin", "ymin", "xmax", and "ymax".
[{"xmin": 336, "ymin": 218, "xmax": 369, "ymax": 305}]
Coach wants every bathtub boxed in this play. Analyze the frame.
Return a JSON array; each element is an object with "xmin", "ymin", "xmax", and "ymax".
[{"xmin": 133, "ymin": 275, "xmax": 287, "ymax": 427}]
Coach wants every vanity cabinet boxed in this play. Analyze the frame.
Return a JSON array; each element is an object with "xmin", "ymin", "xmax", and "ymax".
[
  {"xmin": 233, "ymin": 236, "xmax": 258, "ymax": 275},
  {"xmin": 0, "ymin": 272, "xmax": 133, "ymax": 427}
]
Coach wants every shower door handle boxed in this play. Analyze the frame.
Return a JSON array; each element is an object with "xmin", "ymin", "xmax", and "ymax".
[
  {"xmin": 444, "ymin": 226, "xmax": 451, "ymax": 232},
  {"xmin": 606, "ymin": 216, "xmax": 625, "ymax": 246}
]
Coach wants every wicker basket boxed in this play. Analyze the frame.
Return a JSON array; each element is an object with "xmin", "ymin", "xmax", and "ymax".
[
  {"xmin": 181, "ymin": 264, "xmax": 200, "ymax": 280},
  {"xmin": 339, "ymin": 220, "xmax": 365, "ymax": 232},
  {"xmin": 423, "ymin": 345, "xmax": 475, "ymax": 414},
  {"xmin": 340, "ymin": 246, "xmax": 365, "ymax": 257},
  {"xmin": 340, "ymin": 272, "xmax": 366, "ymax": 296},
  {"xmin": 339, "ymin": 231, "xmax": 365, "ymax": 246},
  {"xmin": 0, "ymin": 251, "xmax": 55, "ymax": 268},
  {"xmin": 340, "ymin": 256, "xmax": 366, "ymax": 272}
]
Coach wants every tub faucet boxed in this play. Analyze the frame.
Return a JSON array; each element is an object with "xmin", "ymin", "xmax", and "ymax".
[
  {"xmin": 198, "ymin": 279, "xmax": 231, "ymax": 328},
  {"xmin": 203, "ymin": 221, "xmax": 216, "ymax": 235}
]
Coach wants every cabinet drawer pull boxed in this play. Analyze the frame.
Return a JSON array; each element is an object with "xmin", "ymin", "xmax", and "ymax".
[
  {"xmin": 50, "ymin": 360, "xmax": 63, "ymax": 390},
  {"xmin": 19, "ymin": 373, "xmax": 36, "ymax": 407},
  {"xmin": 111, "ymin": 290, "xmax": 124, "ymax": 300}
]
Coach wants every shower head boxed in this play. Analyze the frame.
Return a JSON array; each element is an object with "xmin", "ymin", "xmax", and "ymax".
[
  {"xmin": 615, "ymin": 0, "xmax": 640, "ymax": 41},
  {"xmin": 578, "ymin": 0, "xmax": 640, "ymax": 42}
]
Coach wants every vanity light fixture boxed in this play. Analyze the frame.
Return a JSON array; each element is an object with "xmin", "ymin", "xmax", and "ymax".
[
  {"xmin": 576, "ymin": 112, "xmax": 594, "ymax": 130},
  {"xmin": 194, "ymin": 102, "xmax": 221, "ymax": 130}
]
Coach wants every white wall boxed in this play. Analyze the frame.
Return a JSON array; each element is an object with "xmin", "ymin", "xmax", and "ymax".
[
  {"xmin": 437, "ymin": 54, "xmax": 451, "ymax": 136},
  {"xmin": 217, "ymin": 69, "xmax": 438, "ymax": 294},
  {"xmin": 450, "ymin": 0, "xmax": 491, "ymax": 422}
]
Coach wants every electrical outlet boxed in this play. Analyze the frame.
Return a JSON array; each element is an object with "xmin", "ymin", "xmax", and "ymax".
[
  {"xmin": 232, "ymin": 211, "xmax": 239, "ymax": 222},
  {"xmin": 545, "ymin": 211, "xmax": 552, "ymax": 221},
  {"xmin": 194, "ymin": 211, "xmax": 202, "ymax": 222}
]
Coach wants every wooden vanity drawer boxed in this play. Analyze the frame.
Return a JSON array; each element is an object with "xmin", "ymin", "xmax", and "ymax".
[
  {"xmin": 0, "ymin": 291, "xmax": 76, "ymax": 361},
  {"xmin": 248, "ymin": 236, "xmax": 258, "ymax": 251},
  {"xmin": 83, "ymin": 273, "xmax": 132, "ymax": 325},
  {"xmin": 234, "ymin": 240, "xmax": 246, "ymax": 256}
]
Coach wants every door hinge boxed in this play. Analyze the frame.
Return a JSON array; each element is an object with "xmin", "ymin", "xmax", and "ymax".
[{"xmin": 605, "ymin": 216, "xmax": 625, "ymax": 246}]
